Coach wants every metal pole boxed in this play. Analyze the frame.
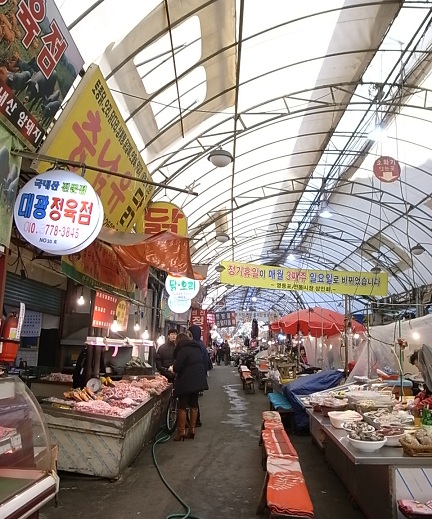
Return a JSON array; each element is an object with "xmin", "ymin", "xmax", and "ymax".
[
  {"xmin": 344, "ymin": 294, "xmax": 349, "ymax": 374},
  {"xmin": 366, "ymin": 302, "xmax": 371, "ymax": 379},
  {"xmin": 11, "ymin": 150, "xmax": 199, "ymax": 197}
]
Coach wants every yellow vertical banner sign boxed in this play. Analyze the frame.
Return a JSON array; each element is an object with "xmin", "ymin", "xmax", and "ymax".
[
  {"xmin": 33, "ymin": 64, "xmax": 155, "ymax": 293},
  {"xmin": 36, "ymin": 64, "xmax": 154, "ymax": 232}
]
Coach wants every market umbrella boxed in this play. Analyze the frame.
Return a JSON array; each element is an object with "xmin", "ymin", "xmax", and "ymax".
[{"xmin": 270, "ymin": 307, "xmax": 366, "ymax": 338}]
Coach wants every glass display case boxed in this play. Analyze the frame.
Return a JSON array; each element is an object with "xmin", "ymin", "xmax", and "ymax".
[{"xmin": 0, "ymin": 376, "xmax": 58, "ymax": 519}]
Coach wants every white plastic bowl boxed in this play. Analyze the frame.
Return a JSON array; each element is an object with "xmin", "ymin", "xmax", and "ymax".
[
  {"xmin": 348, "ymin": 436, "xmax": 387, "ymax": 452},
  {"xmin": 328, "ymin": 411, "xmax": 362, "ymax": 429}
]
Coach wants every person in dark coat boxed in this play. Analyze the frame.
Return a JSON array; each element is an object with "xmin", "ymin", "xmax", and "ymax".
[
  {"xmin": 155, "ymin": 328, "xmax": 177, "ymax": 381},
  {"xmin": 171, "ymin": 332, "xmax": 208, "ymax": 441},
  {"xmin": 188, "ymin": 324, "xmax": 211, "ymax": 426}
]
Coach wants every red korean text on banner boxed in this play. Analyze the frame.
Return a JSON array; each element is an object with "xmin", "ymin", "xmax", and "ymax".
[{"xmin": 191, "ymin": 308, "xmax": 208, "ymax": 345}]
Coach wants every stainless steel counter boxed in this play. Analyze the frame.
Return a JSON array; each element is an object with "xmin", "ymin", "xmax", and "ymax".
[
  {"xmin": 41, "ymin": 387, "xmax": 171, "ymax": 479},
  {"xmin": 308, "ymin": 409, "xmax": 432, "ymax": 466},
  {"xmin": 307, "ymin": 409, "xmax": 432, "ymax": 519}
]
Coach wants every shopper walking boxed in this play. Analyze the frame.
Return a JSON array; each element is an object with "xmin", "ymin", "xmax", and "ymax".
[
  {"xmin": 224, "ymin": 341, "xmax": 231, "ymax": 366},
  {"xmin": 171, "ymin": 332, "xmax": 208, "ymax": 441},
  {"xmin": 188, "ymin": 324, "xmax": 212, "ymax": 426}
]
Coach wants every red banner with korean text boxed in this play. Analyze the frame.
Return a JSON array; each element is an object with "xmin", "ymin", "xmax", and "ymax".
[
  {"xmin": 0, "ymin": 0, "xmax": 83, "ymax": 150},
  {"xmin": 92, "ymin": 291, "xmax": 117, "ymax": 329},
  {"xmin": 35, "ymin": 64, "xmax": 154, "ymax": 232},
  {"xmin": 62, "ymin": 240, "xmax": 135, "ymax": 298},
  {"xmin": 190, "ymin": 308, "xmax": 208, "ymax": 346}
]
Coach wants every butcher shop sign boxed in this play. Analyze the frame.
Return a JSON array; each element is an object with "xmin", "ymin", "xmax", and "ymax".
[
  {"xmin": 0, "ymin": 0, "xmax": 83, "ymax": 150},
  {"xmin": 13, "ymin": 170, "xmax": 103, "ymax": 255}
]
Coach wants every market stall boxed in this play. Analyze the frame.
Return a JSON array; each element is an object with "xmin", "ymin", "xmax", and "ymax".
[
  {"xmin": 0, "ymin": 376, "xmax": 59, "ymax": 519},
  {"xmin": 308, "ymin": 409, "xmax": 432, "ymax": 519},
  {"xmin": 38, "ymin": 371, "xmax": 170, "ymax": 479}
]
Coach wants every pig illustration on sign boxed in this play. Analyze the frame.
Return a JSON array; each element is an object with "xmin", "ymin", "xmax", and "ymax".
[
  {"xmin": 24, "ymin": 70, "xmax": 58, "ymax": 111},
  {"xmin": 6, "ymin": 70, "xmax": 31, "ymax": 95},
  {"xmin": 41, "ymin": 100, "xmax": 61, "ymax": 125}
]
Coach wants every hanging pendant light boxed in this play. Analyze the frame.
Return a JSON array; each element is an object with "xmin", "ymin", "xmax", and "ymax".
[
  {"xmin": 77, "ymin": 287, "xmax": 85, "ymax": 306},
  {"xmin": 208, "ymin": 149, "xmax": 233, "ymax": 168},
  {"xmin": 411, "ymin": 243, "xmax": 426, "ymax": 255},
  {"xmin": 215, "ymin": 264, "xmax": 225, "ymax": 273},
  {"xmin": 371, "ymin": 264, "xmax": 381, "ymax": 274}
]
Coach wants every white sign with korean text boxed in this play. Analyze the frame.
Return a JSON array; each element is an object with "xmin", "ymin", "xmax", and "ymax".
[
  {"xmin": 165, "ymin": 276, "xmax": 200, "ymax": 299},
  {"xmin": 14, "ymin": 170, "xmax": 103, "ymax": 254},
  {"xmin": 168, "ymin": 295, "xmax": 192, "ymax": 314}
]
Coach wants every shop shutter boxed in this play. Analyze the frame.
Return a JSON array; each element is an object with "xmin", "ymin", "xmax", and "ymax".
[{"xmin": 4, "ymin": 272, "xmax": 64, "ymax": 316}]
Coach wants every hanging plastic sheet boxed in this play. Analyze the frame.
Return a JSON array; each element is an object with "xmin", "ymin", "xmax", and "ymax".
[{"xmin": 110, "ymin": 231, "xmax": 200, "ymax": 289}]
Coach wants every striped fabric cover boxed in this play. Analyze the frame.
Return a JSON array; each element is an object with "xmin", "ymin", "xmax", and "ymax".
[{"xmin": 266, "ymin": 456, "xmax": 314, "ymax": 518}]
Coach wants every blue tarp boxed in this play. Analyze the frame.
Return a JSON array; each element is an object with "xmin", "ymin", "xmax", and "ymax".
[{"xmin": 283, "ymin": 370, "xmax": 345, "ymax": 431}]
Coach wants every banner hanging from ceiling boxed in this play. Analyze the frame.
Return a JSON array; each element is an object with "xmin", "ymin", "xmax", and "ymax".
[
  {"xmin": 219, "ymin": 261, "xmax": 388, "ymax": 296},
  {"xmin": 35, "ymin": 64, "xmax": 154, "ymax": 232},
  {"xmin": 0, "ymin": 0, "xmax": 83, "ymax": 150},
  {"xmin": 214, "ymin": 311, "xmax": 236, "ymax": 328}
]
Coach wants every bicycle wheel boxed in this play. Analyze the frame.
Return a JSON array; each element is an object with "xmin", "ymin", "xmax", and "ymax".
[{"xmin": 166, "ymin": 396, "xmax": 178, "ymax": 433}]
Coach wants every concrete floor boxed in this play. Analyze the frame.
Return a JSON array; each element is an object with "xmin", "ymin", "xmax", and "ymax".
[{"xmin": 40, "ymin": 366, "xmax": 365, "ymax": 519}]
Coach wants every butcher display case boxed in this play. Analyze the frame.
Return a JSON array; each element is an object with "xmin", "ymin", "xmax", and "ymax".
[
  {"xmin": 0, "ymin": 376, "xmax": 59, "ymax": 519},
  {"xmin": 40, "ymin": 384, "xmax": 171, "ymax": 479}
]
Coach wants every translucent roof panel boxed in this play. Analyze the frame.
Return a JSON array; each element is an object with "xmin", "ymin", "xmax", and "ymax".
[{"xmin": 54, "ymin": 0, "xmax": 432, "ymax": 313}]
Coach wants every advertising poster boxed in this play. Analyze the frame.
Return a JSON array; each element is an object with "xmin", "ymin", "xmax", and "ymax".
[
  {"xmin": 0, "ymin": 125, "xmax": 22, "ymax": 247},
  {"xmin": 92, "ymin": 291, "xmax": 117, "ymax": 329},
  {"xmin": 36, "ymin": 64, "xmax": 154, "ymax": 232},
  {"xmin": 0, "ymin": 0, "xmax": 83, "ymax": 150},
  {"xmin": 220, "ymin": 261, "xmax": 388, "ymax": 297}
]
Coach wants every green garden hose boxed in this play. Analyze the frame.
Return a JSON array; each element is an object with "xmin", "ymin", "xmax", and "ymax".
[{"xmin": 152, "ymin": 429, "xmax": 205, "ymax": 519}]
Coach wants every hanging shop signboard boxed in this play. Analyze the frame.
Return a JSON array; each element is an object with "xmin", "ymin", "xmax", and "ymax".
[
  {"xmin": 92, "ymin": 291, "xmax": 117, "ymax": 329},
  {"xmin": 236, "ymin": 311, "xmax": 278, "ymax": 323},
  {"xmin": 35, "ymin": 64, "xmax": 154, "ymax": 232},
  {"xmin": 0, "ymin": 0, "xmax": 83, "ymax": 150},
  {"xmin": 115, "ymin": 299, "xmax": 130, "ymax": 331},
  {"xmin": 168, "ymin": 295, "xmax": 191, "ymax": 314},
  {"xmin": 137, "ymin": 201, "xmax": 188, "ymax": 236},
  {"xmin": 190, "ymin": 308, "xmax": 208, "ymax": 342},
  {"xmin": 165, "ymin": 275, "xmax": 200, "ymax": 299},
  {"xmin": 219, "ymin": 261, "xmax": 388, "ymax": 296},
  {"xmin": 14, "ymin": 170, "xmax": 103, "ymax": 255},
  {"xmin": 373, "ymin": 156, "xmax": 401, "ymax": 183},
  {"xmin": 214, "ymin": 311, "xmax": 236, "ymax": 328}
]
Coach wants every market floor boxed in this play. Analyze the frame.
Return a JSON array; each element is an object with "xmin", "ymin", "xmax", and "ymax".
[{"xmin": 40, "ymin": 367, "xmax": 365, "ymax": 519}]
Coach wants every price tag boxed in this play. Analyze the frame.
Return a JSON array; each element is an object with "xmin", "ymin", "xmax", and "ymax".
[{"xmin": 10, "ymin": 434, "xmax": 22, "ymax": 451}]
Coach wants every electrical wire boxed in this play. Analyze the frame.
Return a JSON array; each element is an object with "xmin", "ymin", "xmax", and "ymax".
[{"xmin": 152, "ymin": 429, "xmax": 205, "ymax": 519}]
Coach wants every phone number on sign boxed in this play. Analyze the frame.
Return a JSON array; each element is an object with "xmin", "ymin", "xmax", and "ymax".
[{"xmin": 23, "ymin": 222, "xmax": 80, "ymax": 239}]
